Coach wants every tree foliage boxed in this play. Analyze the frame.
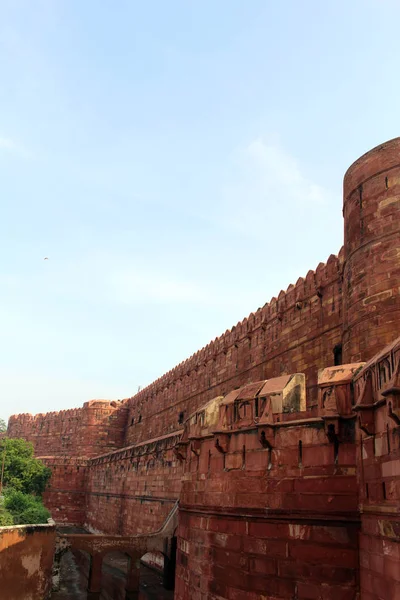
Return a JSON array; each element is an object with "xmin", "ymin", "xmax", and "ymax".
[
  {"xmin": 0, "ymin": 438, "xmax": 51, "ymax": 495},
  {"xmin": 0, "ymin": 438, "xmax": 52, "ymax": 526},
  {"xmin": 0, "ymin": 419, "xmax": 6, "ymax": 433},
  {"xmin": 3, "ymin": 489, "xmax": 50, "ymax": 525},
  {"xmin": 0, "ymin": 505, "xmax": 13, "ymax": 526}
]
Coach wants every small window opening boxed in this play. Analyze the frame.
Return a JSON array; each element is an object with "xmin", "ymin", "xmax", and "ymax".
[
  {"xmin": 138, "ymin": 414, "xmax": 142, "ymax": 423},
  {"xmin": 387, "ymin": 424, "xmax": 391, "ymax": 454},
  {"xmin": 385, "ymin": 176, "xmax": 389, "ymax": 189},
  {"xmin": 298, "ymin": 440, "xmax": 303, "ymax": 467},
  {"xmin": 131, "ymin": 417, "xmax": 135, "ymax": 426},
  {"xmin": 333, "ymin": 344, "xmax": 343, "ymax": 366},
  {"xmin": 254, "ymin": 397, "xmax": 259, "ymax": 418},
  {"xmin": 382, "ymin": 482, "xmax": 387, "ymax": 500},
  {"xmin": 178, "ymin": 411, "xmax": 185, "ymax": 425},
  {"xmin": 366, "ymin": 483, "xmax": 369, "ymax": 498}
]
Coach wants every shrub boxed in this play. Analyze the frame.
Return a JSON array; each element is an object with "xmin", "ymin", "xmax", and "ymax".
[
  {"xmin": 4, "ymin": 489, "xmax": 50, "ymax": 525},
  {"xmin": 0, "ymin": 506, "xmax": 14, "ymax": 526}
]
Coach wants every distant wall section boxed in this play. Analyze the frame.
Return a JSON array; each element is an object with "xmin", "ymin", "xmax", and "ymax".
[{"xmin": 7, "ymin": 400, "xmax": 129, "ymax": 458}]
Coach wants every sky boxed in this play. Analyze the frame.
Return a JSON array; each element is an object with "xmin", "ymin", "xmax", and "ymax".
[{"xmin": 1, "ymin": 0, "xmax": 399, "ymax": 422}]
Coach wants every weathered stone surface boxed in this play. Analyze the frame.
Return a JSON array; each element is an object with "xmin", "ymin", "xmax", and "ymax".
[{"xmin": 0, "ymin": 523, "xmax": 56, "ymax": 600}]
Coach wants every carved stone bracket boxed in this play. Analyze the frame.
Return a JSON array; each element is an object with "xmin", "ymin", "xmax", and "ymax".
[
  {"xmin": 321, "ymin": 416, "xmax": 340, "ymax": 442},
  {"xmin": 382, "ymin": 360, "xmax": 400, "ymax": 426},
  {"xmin": 173, "ymin": 441, "xmax": 188, "ymax": 462},
  {"xmin": 354, "ymin": 407, "xmax": 375, "ymax": 436},
  {"xmin": 214, "ymin": 433, "xmax": 230, "ymax": 454},
  {"xmin": 258, "ymin": 426, "xmax": 274, "ymax": 449},
  {"xmin": 190, "ymin": 440, "xmax": 201, "ymax": 456},
  {"xmin": 384, "ymin": 395, "xmax": 400, "ymax": 426}
]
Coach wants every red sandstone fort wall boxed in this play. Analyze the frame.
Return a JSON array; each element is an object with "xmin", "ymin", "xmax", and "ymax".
[
  {"xmin": 174, "ymin": 370, "xmax": 362, "ymax": 600},
  {"xmin": 42, "ymin": 457, "xmax": 88, "ymax": 525},
  {"xmin": 84, "ymin": 432, "xmax": 183, "ymax": 535}
]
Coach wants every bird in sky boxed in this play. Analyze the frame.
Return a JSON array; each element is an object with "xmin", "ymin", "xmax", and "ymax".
[{"xmin": 44, "ymin": 257, "xmax": 49, "ymax": 260}]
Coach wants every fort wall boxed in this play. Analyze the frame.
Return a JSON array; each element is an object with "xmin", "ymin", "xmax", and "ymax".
[
  {"xmin": 42, "ymin": 457, "xmax": 88, "ymax": 525},
  {"xmin": 174, "ymin": 367, "xmax": 362, "ymax": 599},
  {"xmin": 84, "ymin": 431, "xmax": 183, "ymax": 535}
]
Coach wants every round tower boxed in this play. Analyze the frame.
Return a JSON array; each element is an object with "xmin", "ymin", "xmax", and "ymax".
[{"xmin": 342, "ymin": 137, "xmax": 400, "ymax": 363}]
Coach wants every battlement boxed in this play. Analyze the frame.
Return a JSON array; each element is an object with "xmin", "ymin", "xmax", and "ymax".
[
  {"xmin": 8, "ymin": 398, "xmax": 129, "ymax": 458},
  {"xmin": 344, "ymin": 136, "xmax": 400, "ymax": 196},
  {"xmin": 124, "ymin": 251, "xmax": 345, "ymax": 447},
  {"xmin": 130, "ymin": 251, "xmax": 343, "ymax": 402}
]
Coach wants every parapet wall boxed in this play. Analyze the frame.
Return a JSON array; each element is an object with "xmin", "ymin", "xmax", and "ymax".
[
  {"xmin": 0, "ymin": 522, "xmax": 56, "ymax": 600},
  {"xmin": 125, "ymin": 252, "xmax": 344, "ymax": 447}
]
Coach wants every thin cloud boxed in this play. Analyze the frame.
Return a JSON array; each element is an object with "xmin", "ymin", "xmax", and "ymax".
[
  {"xmin": 0, "ymin": 135, "xmax": 29, "ymax": 157},
  {"xmin": 216, "ymin": 137, "xmax": 334, "ymax": 234},
  {"xmin": 0, "ymin": 137, "xmax": 18, "ymax": 151}
]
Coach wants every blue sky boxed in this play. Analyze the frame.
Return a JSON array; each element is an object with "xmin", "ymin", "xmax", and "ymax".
[{"xmin": 1, "ymin": 0, "xmax": 399, "ymax": 421}]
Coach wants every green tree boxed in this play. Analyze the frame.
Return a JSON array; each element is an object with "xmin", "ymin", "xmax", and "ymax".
[
  {"xmin": 3, "ymin": 489, "xmax": 50, "ymax": 525},
  {"xmin": 0, "ymin": 419, "xmax": 6, "ymax": 433},
  {"xmin": 0, "ymin": 506, "xmax": 13, "ymax": 526},
  {"xmin": 0, "ymin": 438, "xmax": 51, "ymax": 496}
]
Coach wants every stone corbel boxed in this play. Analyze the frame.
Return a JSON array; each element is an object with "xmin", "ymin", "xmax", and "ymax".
[
  {"xmin": 190, "ymin": 440, "xmax": 201, "ymax": 456},
  {"xmin": 258, "ymin": 427, "xmax": 274, "ymax": 449},
  {"xmin": 353, "ymin": 369, "xmax": 375, "ymax": 435},
  {"xmin": 322, "ymin": 416, "xmax": 340, "ymax": 443},
  {"xmin": 385, "ymin": 396, "xmax": 400, "ymax": 426},
  {"xmin": 354, "ymin": 408, "xmax": 375, "ymax": 436},
  {"xmin": 382, "ymin": 361, "xmax": 400, "ymax": 426},
  {"xmin": 214, "ymin": 433, "xmax": 230, "ymax": 454},
  {"xmin": 173, "ymin": 441, "xmax": 188, "ymax": 462}
]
